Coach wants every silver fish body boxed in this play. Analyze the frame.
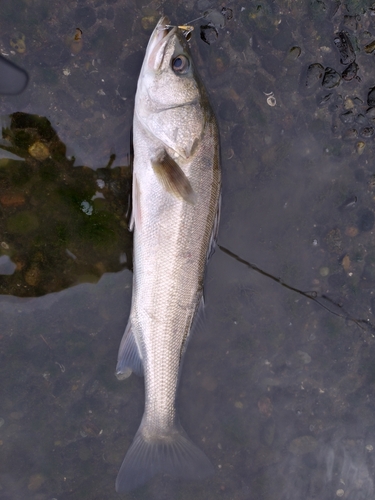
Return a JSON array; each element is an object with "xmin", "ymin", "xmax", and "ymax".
[{"xmin": 115, "ymin": 16, "xmax": 221, "ymax": 492}]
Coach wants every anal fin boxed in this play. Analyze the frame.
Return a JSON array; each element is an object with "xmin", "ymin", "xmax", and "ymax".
[{"xmin": 116, "ymin": 320, "xmax": 143, "ymax": 379}]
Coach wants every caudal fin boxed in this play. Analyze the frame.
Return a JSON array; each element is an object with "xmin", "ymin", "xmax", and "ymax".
[{"xmin": 115, "ymin": 424, "xmax": 214, "ymax": 492}]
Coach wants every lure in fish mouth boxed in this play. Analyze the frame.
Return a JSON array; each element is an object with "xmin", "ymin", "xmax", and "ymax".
[{"xmin": 115, "ymin": 15, "xmax": 221, "ymax": 493}]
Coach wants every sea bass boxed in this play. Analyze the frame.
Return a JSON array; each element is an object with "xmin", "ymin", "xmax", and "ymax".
[{"xmin": 115, "ymin": 16, "xmax": 221, "ymax": 492}]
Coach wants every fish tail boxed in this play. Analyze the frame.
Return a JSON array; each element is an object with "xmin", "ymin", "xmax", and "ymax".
[{"xmin": 115, "ymin": 422, "xmax": 214, "ymax": 492}]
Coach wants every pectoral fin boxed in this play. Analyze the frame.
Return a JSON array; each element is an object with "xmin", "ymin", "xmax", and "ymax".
[{"xmin": 152, "ymin": 152, "xmax": 196, "ymax": 204}]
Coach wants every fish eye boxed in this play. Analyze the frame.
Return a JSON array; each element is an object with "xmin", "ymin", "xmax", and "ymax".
[{"xmin": 172, "ymin": 55, "xmax": 189, "ymax": 74}]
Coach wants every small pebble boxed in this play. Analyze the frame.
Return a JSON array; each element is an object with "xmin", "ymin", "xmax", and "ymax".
[
  {"xmin": 345, "ymin": 226, "xmax": 359, "ymax": 237},
  {"xmin": 365, "ymin": 40, "xmax": 375, "ymax": 53},
  {"xmin": 333, "ymin": 31, "xmax": 355, "ymax": 65},
  {"xmin": 343, "ymin": 128, "xmax": 358, "ymax": 140},
  {"xmin": 81, "ymin": 201, "xmax": 93, "ymax": 215},
  {"xmin": 340, "ymin": 110, "xmax": 354, "ymax": 124},
  {"xmin": 336, "ymin": 489, "xmax": 345, "ymax": 497},
  {"xmin": 28, "ymin": 142, "xmax": 50, "ymax": 161},
  {"xmin": 0, "ymin": 193, "xmax": 26, "ymax": 207},
  {"xmin": 322, "ymin": 67, "xmax": 341, "ymax": 89},
  {"xmin": 317, "ymin": 93, "xmax": 332, "ymax": 106},
  {"xmin": 141, "ymin": 15, "xmax": 159, "ymax": 31},
  {"xmin": 366, "ymin": 444, "xmax": 373, "ymax": 451},
  {"xmin": 65, "ymin": 248, "xmax": 77, "ymax": 260},
  {"xmin": 340, "ymin": 195, "xmax": 357, "ymax": 210},
  {"xmin": 80, "ymin": 420, "xmax": 101, "ymax": 437},
  {"xmin": 0, "ymin": 255, "xmax": 16, "ymax": 275},
  {"xmin": 356, "ymin": 141, "xmax": 365, "ymax": 154},
  {"xmin": 258, "ymin": 396, "xmax": 273, "ymax": 417},
  {"xmin": 201, "ymin": 375, "xmax": 217, "ymax": 391},
  {"xmin": 297, "ymin": 351, "xmax": 311, "ymax": 364},
  {"xmin": 342, "ymin": 61, "xmax": 358, "ymax": 81},
  {"xmin": 10, "ymin": 33, "xmax": 26, "ymax": 53},
  {"xmin": 343, "ymin": 15, "xmax": 357, "ymax": 31},
  {"xmin": 342, "ymin": 255, "xmax": 351, "ymax": 272},
  {"xmin": 205, "ymin": 9, "xmax": 226, "ymax": 29},
  {"xmin": 200, "ymin": 25, "xmax": 219, "ymax": 45},
  {"xmin": 344, "ymin": 97, "xmax": 354, "ymax": 110},
  {"xmin": 221, "ymin": 7, "xmax": 233, "ymax": 20},
  {"xmin": 28, "ymin": 474, "xmax": 46, "ymax": 491},
  {"xmin": 305, "ymin": 63, "xmax": 324, "ymax": 89},
  {"xmin": 66, "ymin": 28, "xmax": 83, "ymax": 55},
  {"xmin": 25, "ymin": 265, "xmax": 41, "ymax": 286},
  {"xmin": 368, "ymin": 87, "xmax": 375, "ymax": 107},
  {"xmin": 319, "ymin": 267, "xmax": 329, "ymax": 276},
  {"xmin": 355, "ymin": 114, "xmax": 366, "ymax": 124},
  {"xmin": 361, "ymin": 127, "xmax": 374, "ymax": 138},
  {"xmin": 288, "ymin": 46, "xmax": 301, "ymax": 60}
]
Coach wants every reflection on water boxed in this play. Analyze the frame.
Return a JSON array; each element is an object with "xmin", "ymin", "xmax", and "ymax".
[
  {"xmin": 0, "ymin": 112, "xmax": 132, "ymax": 296},
  {"xmin": 2, "ymin": 0, "xmax": 375, "ymax": 499}
]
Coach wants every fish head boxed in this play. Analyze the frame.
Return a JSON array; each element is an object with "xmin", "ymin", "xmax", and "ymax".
[
  {"xmin": 139, "ymin": 16, "xmax": 200, "ymax": 110},
  {"xmin": 136, "ymin": 16, "xmax": 207, "ymax": 159}
]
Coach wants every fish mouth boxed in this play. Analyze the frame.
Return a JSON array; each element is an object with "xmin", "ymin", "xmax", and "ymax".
[{"xmin": 146, "ymin": 16, "xmax": 176, "ymax": 71}]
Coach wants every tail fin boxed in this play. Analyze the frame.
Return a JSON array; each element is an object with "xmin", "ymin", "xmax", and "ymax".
[{"xmin": 115, "ymin": 423, "xmax": 214, "ymax": 492}]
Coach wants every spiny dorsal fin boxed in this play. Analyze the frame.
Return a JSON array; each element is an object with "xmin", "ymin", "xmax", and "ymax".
[{"xmin": 152, "ymin": 151, "xmax": 196, "ymax": 204}]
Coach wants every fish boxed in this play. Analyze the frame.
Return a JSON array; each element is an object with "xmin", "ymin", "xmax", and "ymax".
[{"xmin": 115, "ymin": 15, "xmax": 221, "ymax": 492}]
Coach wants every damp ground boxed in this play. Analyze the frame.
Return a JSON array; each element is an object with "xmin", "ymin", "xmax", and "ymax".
[{"xmin": 1, "ymin": 1, "xmax": 375, "ymax": 499}]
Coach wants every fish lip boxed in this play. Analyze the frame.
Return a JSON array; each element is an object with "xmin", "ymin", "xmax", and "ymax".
[
  {"xmin": 146, "ymin": 16, "xmax": 177, "ymax": 72},
  {"xmin": 156, "ymin": 15, "xmax": 171, "ymax": 30}
]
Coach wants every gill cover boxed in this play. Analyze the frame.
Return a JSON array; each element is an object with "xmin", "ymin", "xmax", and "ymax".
[{"xmin": 137, "ymin": 24, "xmax": 205, "ymax": 159}]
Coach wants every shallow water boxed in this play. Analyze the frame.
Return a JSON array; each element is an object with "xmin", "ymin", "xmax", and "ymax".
[{"xmin": 1, "ymin": 1, "xmax": 375, "ymax": 499}]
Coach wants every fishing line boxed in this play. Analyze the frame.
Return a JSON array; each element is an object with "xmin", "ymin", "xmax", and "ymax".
[
  {"xmin": 184, "ymin": 14, "xmax": 208, "ymax": 25},
  {"xmin": 218, "ymin": 244, "xmax": 375, "ymax": 333}
]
